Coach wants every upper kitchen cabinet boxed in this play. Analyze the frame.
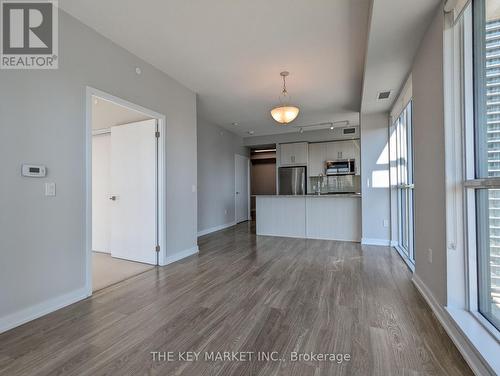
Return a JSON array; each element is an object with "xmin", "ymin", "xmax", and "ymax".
[
  {"xmin": 326, "ymin": 140, "xmax": 360, "ymax": 160},
  {"xmin": 308, "ymin": 143, "xmax": 327, "ymax": 176},
  {"xmin": 325, "ymin": 140, "xmax": 360, "ymax": 174},
  {"xmin": 280, "ymin": 142, "xmax": 308, "ymax": 166}
]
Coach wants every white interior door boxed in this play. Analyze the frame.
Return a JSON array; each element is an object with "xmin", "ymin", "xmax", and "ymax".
[
  {"xmin": 235, "ymin": 154, "xmax": 249, "ymax": 223},
  {"xmin": 110, "ymin": 119, "xmax": 157, "ymax": 265},
  {"xmin": 92, "ymin": 133, "xmax": 111, "ymax": 253}
]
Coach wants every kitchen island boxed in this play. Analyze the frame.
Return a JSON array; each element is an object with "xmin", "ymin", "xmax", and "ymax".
[{"xmin": 256, "ymin": 194, "xmax": 361, "ymax": 242}]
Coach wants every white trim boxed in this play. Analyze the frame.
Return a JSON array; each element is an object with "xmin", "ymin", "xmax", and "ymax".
[
  {"xmin": 197, "ymin": 222, "xmax": 236, "ymax": 237},
  {"xmin": 0, "ymin": 287, "xmax": 88, "ymax": 334},
  {"xmin": 85, "ymin": 86, "xmax": 167, "ymax": 296},
  {"xmin": 361, "ymin": 238, "xmax": 391, "ymax": 246},
  {"xmin": 234, "ymin": 153, "xmax": 250, "ymax": 224},
  {"xmin": 412, "ymin": 274, "xmax": 496, "ymax": 376},
  {"xmin": 164, "ymin": 246, "xmax": 199, "ymax": 265}
]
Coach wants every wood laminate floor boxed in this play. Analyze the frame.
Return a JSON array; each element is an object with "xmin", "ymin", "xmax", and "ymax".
[{"xmin": 0, "ymin": 222, "xmax": 471, "ymax": 376}]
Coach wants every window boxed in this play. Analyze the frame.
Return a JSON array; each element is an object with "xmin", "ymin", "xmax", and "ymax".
[
  {"xmin": 470, "ymin": 0, "xmax": 500, "ymax": 332},
  {"xmin": 393, "ymin": 101, "xmax": 415, "ymax": 266}
]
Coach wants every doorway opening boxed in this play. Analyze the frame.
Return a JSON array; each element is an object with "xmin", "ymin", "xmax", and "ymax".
[
  {"xmin": 85, "ymin": 87, "xmax": 166, "ymax": 294},
  {"xmin": 249, "ymin": 145, "xmax": 277, "ymax": 221}
]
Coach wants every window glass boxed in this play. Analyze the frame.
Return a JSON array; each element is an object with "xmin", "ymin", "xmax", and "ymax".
[
  {"xmin": 476, "ymin": 189, "xmax": 500, "ymax": 329},
  {"xmin": 474, "ymin": 0, "xmax": 500, "ymax": 331}
]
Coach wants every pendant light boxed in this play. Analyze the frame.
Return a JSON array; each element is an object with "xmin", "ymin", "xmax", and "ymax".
[{"xmin": 270, "ymin": 71, "xmax": 300, "ymax": 124}]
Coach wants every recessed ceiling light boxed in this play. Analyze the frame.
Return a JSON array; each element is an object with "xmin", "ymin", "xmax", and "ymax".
[
  {"xmin": 330, "ymin": 125, "xmax": 334, "ymax": 130},
  {"xmin": 248, "ymin": 130, "xmax": 254, "ymax": 135},
  {"xmin": 232, "ymin": 122, "xmax": 239, "ymax": 126},
  {"xmin": 135, "ymin": 67, "xmax": 142, "ymax": 75}
]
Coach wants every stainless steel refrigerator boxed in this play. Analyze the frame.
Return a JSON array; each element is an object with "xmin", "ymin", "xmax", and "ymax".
[{"xmin": 278, "ymin": 166, "xmax": 306, "ymax": 195}]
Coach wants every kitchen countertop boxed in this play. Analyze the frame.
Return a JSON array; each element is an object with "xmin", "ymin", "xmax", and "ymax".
[{"xmin": 256, "ymin": 194, "xmax": 361, "ymax": 198}]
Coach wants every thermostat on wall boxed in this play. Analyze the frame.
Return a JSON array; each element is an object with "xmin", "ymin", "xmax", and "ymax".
[{"xmin": 22, "ymin": 164, "xmax": 46, "ymax": 177}]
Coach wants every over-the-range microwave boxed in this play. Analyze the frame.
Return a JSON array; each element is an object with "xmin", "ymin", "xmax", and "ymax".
[{"xmin": 325, "ymin": 159, "xmax": 355, "ymax": 175}]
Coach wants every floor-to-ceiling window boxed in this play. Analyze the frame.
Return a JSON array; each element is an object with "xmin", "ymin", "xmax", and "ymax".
[
  {"xmin": 393, "ymin": 101, "xmax": 415, "ymax": 266},
  {"xmin": 468, "ymin": 0, "xmax": 500, "ymax": 332}
]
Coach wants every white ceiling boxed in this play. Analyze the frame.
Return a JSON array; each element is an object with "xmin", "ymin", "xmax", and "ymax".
[
  {"xmin": 92, "ymin": 96, "xmax": 151, "ymax": 130},
  {"xmin": 60, "ymin": 0, "xmax": 370, "ymax": 137},
  {"xmin": 361, "ymin": 0, "xmax": 441, "ymax": 114},
  {"xmin": 62, "ymin": 0, "xmax": 441, "ymax": 136}
]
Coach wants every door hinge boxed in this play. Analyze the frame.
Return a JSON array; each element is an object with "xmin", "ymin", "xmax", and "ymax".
[
  {"xmin": 155, "ymin": 245, "xmax": 160, "ymax": 252},
  {"xmin": 155, "ymin": 131, "xmax": 160, "ymax": 138}
]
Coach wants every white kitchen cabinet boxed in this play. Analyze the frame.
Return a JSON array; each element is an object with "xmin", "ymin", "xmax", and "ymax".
[
  {"xmin": 308, "ymin": 143, "xmax": 327, "ymax": 176},
  {"xmin": 280, "ymin": 142, "xmax": 308, "ymax": 166},
  {"xmin": 325, "ymin": 142, "xmax": 339, "ymax": 161},
  {"xmin": 341, "ymin": 140, "xmax": 360, "ymax": 174},
  {"xmin": 326, "ymin": 140, "xmax": 359, "ymax": 160},
  {"xmin": 325, "ymin": 140, "xmax": 361, "ymax": 174}
]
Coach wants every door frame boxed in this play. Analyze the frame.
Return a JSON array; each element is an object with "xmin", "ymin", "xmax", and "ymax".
[
  {"xmin": 85, "ymin": 86, "xmax": 167, "ymax": 297},
  {"xmin": 234, "ymin": 154, "xmax": 251, "ymax": 223}
]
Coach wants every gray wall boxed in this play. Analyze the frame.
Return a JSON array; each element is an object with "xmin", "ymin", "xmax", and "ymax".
[
  {"xmin": 197, "ymin": 116, "xmax": 248, "ymax": 233},
  {"xmin": 360, "ymin": 113, "xmax": 391, "ymax": 243},
  {"xmin": 0, "ymin": 10, "xmax": 197, "ymax": 324},
  {"xmin": 412, "ymin": 9, "xmax": 447, "ymax": 305}
]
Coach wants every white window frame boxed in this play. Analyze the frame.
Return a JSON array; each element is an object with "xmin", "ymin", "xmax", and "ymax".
[
  {"xmin": 444, "ymin": 2, "xmax": 500, "ymax": 373},
  {"xmin": 465, "ymin": 0, "xmax": 500, "ymax": 338}
]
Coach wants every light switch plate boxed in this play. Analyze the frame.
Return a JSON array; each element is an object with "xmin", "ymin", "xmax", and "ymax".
[{"xmin": 45, "ymin": 182, "xmax": 56, "ymax": 197}]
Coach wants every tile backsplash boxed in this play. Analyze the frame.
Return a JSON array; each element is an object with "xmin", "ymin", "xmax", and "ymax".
[{"xmin": 309, "ymin": 175, "xmax": 360, "ymax": 194}]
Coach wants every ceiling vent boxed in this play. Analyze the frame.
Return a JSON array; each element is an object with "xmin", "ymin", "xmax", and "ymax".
[{"xmin": 378, "ymin": 91, "xmax": 391, "ymax": 100}]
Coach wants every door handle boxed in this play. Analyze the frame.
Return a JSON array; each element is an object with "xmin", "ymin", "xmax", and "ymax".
[{"xmin": 109, "ymin": 195, "xmax": 117, "ymax": 201}]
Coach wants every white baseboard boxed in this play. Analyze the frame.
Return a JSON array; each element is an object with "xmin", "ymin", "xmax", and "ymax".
[
  {"xmin": 197, "ymin": 221, "xmax": 236, "ymax": 237},
  {"xmin": 0, "ymin": 287, "xmax": 88, "ymax": 334},
  {"xmin": 163, "ymin": 246, "xmax": 199, "ymax": 266},
  {"xmin": 361, "ymin": 238, "xmax": 391, "ymax": 246},
  {"xmin": 390, "ymin": 240, "xmax": 398, "ymax": 247},
  {"xmin": 412, "ymin": 274, "xmax": 494, "ymax": 376}
]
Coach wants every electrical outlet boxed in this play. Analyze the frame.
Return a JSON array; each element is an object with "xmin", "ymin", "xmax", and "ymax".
[
  {"xmin": 428, "ymin": 248, "xmax": 433, "ymax": 264},
  {"xmin": 383, "ymin": 219, "xmax": 389, "ymax": 228}
]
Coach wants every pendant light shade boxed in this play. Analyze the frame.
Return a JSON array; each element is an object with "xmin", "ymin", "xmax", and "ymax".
[
  {"xmin": 271, "ymin": 71, "xmax": 300, "ymax": 125},
  {"xmin": 270, "ymin": 106, "xmax": 300, "ymax": 124}
]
